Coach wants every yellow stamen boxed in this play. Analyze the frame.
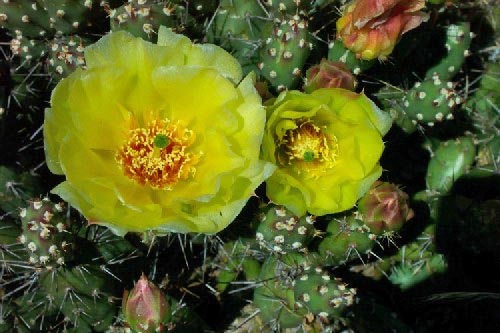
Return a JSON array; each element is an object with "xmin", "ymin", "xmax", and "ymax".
[
  {"xmin": 116, "ymin": 118, "xmax": 201, "ymax": 189},
  {"xmin": 280, "ymin": 120, "xmax": 338, "ymax": 177}
]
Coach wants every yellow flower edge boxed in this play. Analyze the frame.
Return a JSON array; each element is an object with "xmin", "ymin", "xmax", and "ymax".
[
  {"xmin": 261, "ymin": 88, "xmax": 392, "ymax": 216},
  {"xmin": 44, "ymin": 28, "xmax": 275, "ymax": 235}
]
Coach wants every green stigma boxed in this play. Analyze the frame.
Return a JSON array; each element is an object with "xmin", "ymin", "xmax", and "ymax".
[
  {"xmin": 303, "ymin": 151, "xmax": 315, "ymax": 162},
  {"xmin": 154, "ymin": 134, "xmax": 170, "ymax": 148}
]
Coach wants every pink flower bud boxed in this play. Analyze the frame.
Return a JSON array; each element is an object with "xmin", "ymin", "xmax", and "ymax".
[
  {"xmin": 336, "ymin": 0, "xmax": 429, "ymax": 60},
  {"xmin": 122, "ymin": 274, "xmax": 170, "ymax": 333},
  {"xmin": 304, "ymin": 59, "xmax": 357, "ymax": 93},
  {"xmin": 358, "ymin": 181, "xmax": 414, "ymax": 234}
]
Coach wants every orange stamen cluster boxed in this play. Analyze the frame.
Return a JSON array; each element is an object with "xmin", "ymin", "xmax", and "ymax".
[{"xmin": 117, "ymin": 119, "xmax": 200, "ymax": 189}]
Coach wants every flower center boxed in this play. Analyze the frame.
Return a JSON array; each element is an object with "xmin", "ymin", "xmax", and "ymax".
[
  {"xmin": 117, "ymin": 119, "xmax": 201, "ymax": 190},
  {"xmin": 282, "ymin": 121, "xmax": 338, "ymax": 176}
]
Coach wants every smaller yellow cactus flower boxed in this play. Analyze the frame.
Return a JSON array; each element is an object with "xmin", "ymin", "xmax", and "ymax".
[
  {"xmin": 44, "ymin": 28, "xmax": 275, "ymax": 235},
  {"xmin": 262, "ymin": 88, "xmax": 392, "ymax": 216},
  {"xmin": 337, "ymin": 0, "xmax": 429, "ymax": 60}
]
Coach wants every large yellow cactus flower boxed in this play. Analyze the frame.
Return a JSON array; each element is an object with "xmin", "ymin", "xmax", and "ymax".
[
  {"xmin": 44, "ymin": 28, "xmax": 275, "ymax": 235},
  {"xmin": 262, "ymin": 88, "xmax": 392, "ymax": 216}
]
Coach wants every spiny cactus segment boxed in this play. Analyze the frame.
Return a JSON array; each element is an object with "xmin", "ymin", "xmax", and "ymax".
[
  {"xmin": 109, "ymin": 0, "xmax": 180, "ymax": 42},
  {"xmin": 351, "ymin": 224, "xmax": 446, "ymax": 290},
  {"xmin": 0, "ymin": 0, "xmax": 98, "ymax": 39},
  {"xmin": 258, "ymin": 16, "xmax": 311, "ymax": 92},
  {"xmin": 255, "ymin": 204, "xmax": 317, "ymax": 254},
  {"xmin": 208, "ymin": 0, "xmax": 270, "ymax": 75},
  {"xmin": 318, "ymin": 216, "xmax": 378, "ymax": 266},
  {"xmin": 387, "ymin": 224, "xmax": 446, "ymax": 290},
  {"xmin": 0, "ymin": 166, "xmax": 40, "ymax": 213},
  {"xmin": 379, "ymin": 22, "xmax": 472, "ymax": 132},
  {"xmin": 294, "ymin": 268, "xmax": 357, "ymax": 323},
  {"xmin": 424, "ymin": 136, "xmax": 476, "ymax": 196},
  {"xmin": 18, "ymin": 197, "xmax": 72, "ymax": 267},
  {"xmin": 253, "ymin": 252, "xmax": 356, "ymax": 330},
  {"xmin": 212, "ymin": 238, "xmax": 260, "ymax": 293},
  {"xmin": 0, "ymin": 0, "xmax": 498, "ymax": 332},
  {"xmin": 328, "ymin": 39, "xmax": 375, "ymax": 75}
]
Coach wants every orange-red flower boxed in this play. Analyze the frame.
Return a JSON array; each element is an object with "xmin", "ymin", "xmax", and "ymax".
[{"xmin": 337, "ymin": 0, "xmax": 428, "ymax": 60}]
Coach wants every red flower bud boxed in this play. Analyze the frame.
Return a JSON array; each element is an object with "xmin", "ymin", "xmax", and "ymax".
[
  {"xmin": 358, "ymin": 181, "xmax": 414, "ymax": 234},
  {"xmin": 304, "ymin": 59, "xmax": 357, "ymax": 93},
  {"xmin": 122, "ymin": 274, "xmax": 170, "ymax": 333},
  {"xmin": 336, "ymin": 0, "xmax": 429, "ymax": 60}
]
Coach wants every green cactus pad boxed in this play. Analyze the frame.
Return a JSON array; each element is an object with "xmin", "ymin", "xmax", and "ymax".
[
  {"xmin": 253, "ymin": 253, "xmax": 320, "ymax": 328},
  {"xmin": 214, "ymin": 238, "xmax": 260, "ymax": 293},
  {"xmin": 255, "ymin": 204, "xmax": 317, "ymax": 254},
  {"xmin": 294, "ymin": 269, "xmax": 356, "ymax": 320},
  {"xmin": 426, "ymin": 137, "xmax": 476, "ymax": 195},
  {"xmin": 259, "ymin": 16, "xmax": 310, "ymax": 92},
  {"xmin": 424, "ymin": 23, "xmax": 472, "ymax": 82},
  {"xmin": 110, "ymin": 1, "xmax": 179, "ymax": 42},
  {"xmin": 318, "ymin": 216, "xmax": 377, "ymax": 266},
  {"xmin": 19, "ymin": 198, "xmax": 73, "ymax": 267},
  {"xmin": 328, "ymin": 40, "xmax": 375, "ymax": 74}
]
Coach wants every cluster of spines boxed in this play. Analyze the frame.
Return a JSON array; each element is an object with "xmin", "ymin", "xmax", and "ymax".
[
  {"xmin": 12, "ymin": 264, "xmax": 119, "ymax": 332},
  {"xmin": 208, "ymin": 0, "xmax": 271, "ymax": 75},
  {"xmin": 388, "ymin": 225, "xmax": 446, "ymax": 290},
  {"xmin": 0, "ymin": 1, "xmax": 105, "ymax": 118},
  {"xmin": 0, "ymin": 166, "xmax": 41, "ymax": 213},
  {"xmin": 317, "ymin": 216, "xmax": 380, "ymax": 266},
  {"xmin": 464, "ymin": 62, "xmax": 499, "ymax": 177},
  {"xmin": 212, "ymin": 238, "xmax": 261, "ymax": 293},
  {"xmin": 350, "ymin": 224, "xmax": 447, "ymax": 290}
]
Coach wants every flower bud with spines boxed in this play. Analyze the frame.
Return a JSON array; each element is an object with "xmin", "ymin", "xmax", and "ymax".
[
  {"xmin": 122, "ymin": 274, "xmax": 171, "ymax": 333},
  {"xmin": 357, "ymin": 181, "xmax": 414, "ymax": 235},
  {"xmin": 304, "ymin": 58, "xmax": 357, "ymax": 92}
]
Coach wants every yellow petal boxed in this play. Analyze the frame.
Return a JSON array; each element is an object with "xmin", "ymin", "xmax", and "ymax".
[{"xmin": 158, "ymin": 26, "xmax": 242, "ymax": 83}]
